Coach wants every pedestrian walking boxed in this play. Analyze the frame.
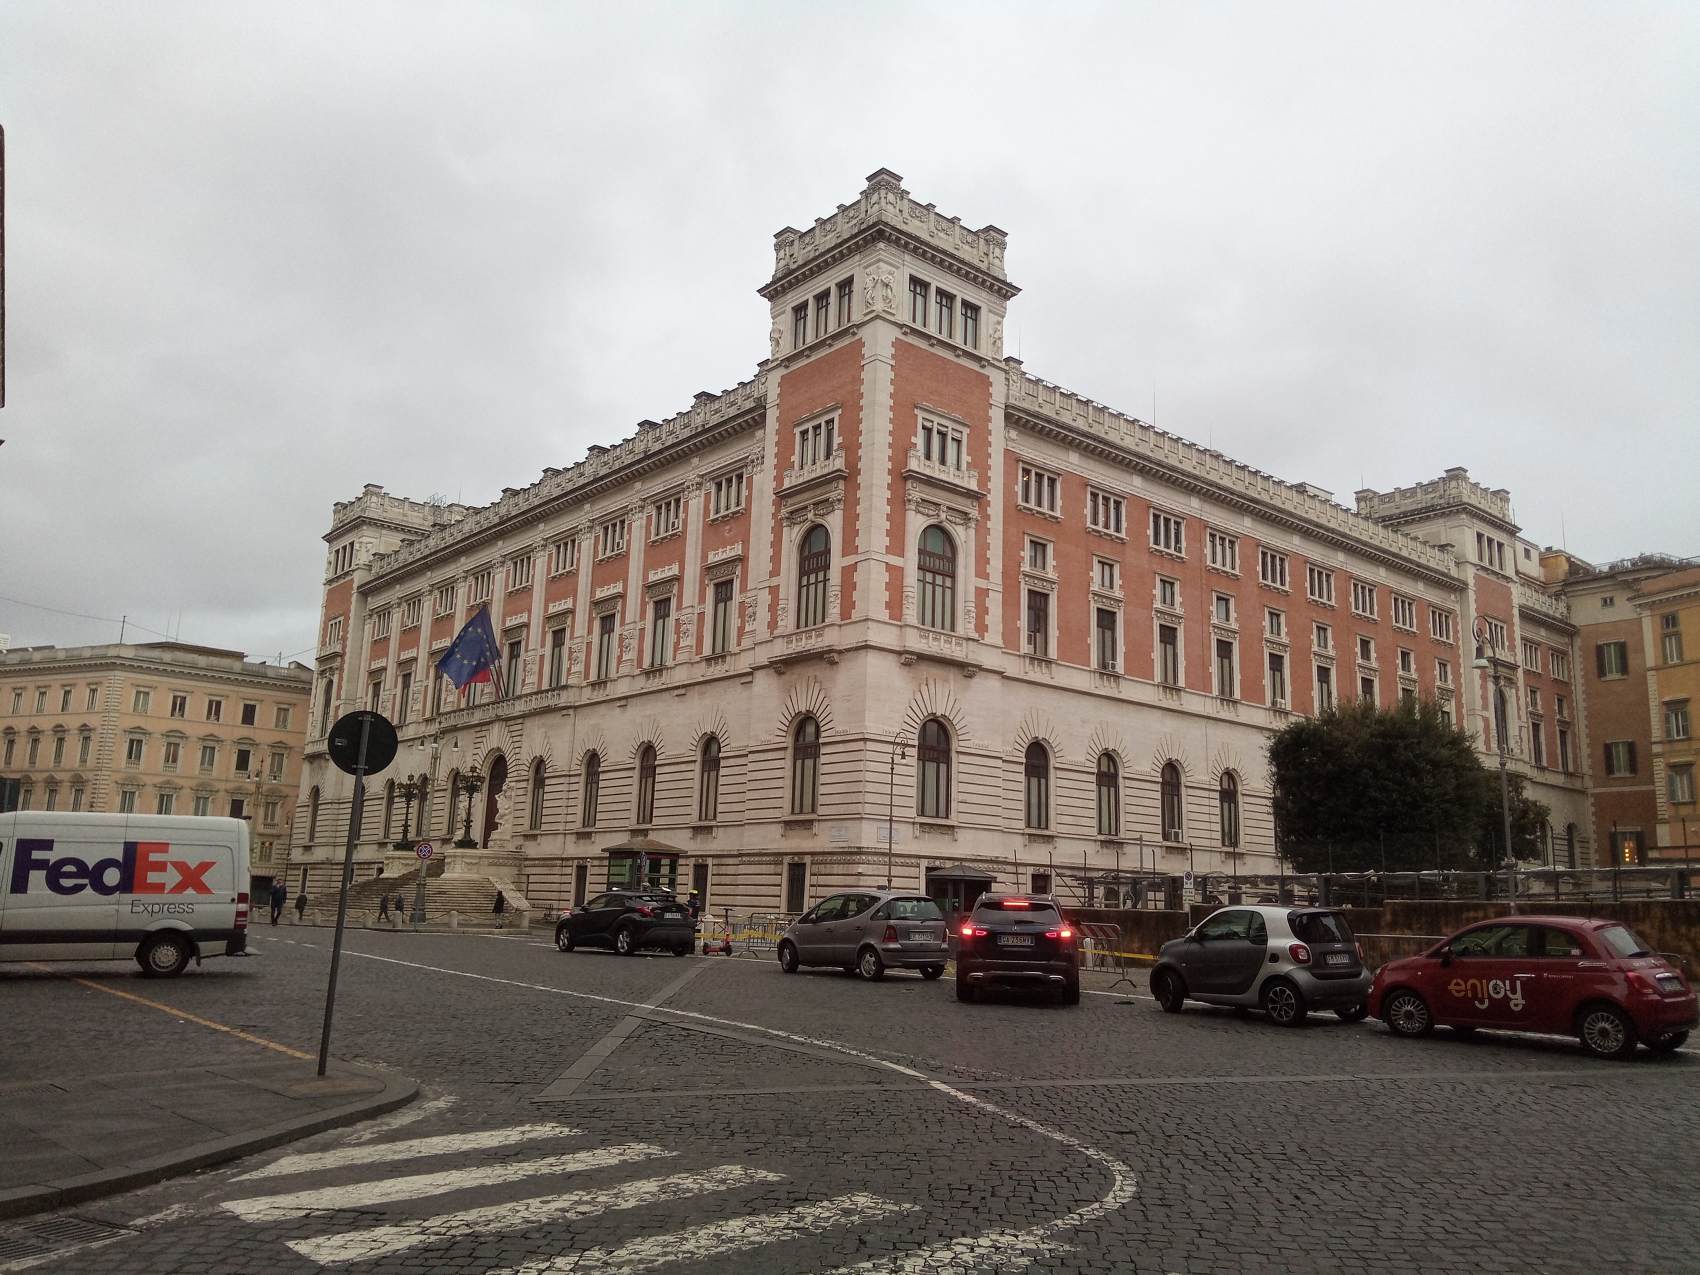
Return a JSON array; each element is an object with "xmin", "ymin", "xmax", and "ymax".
[
  {"xmin": 687, "ymin": 889, "xmax": 702, "ymax": 922},
  {"xmin": 269, "ymin": 880, "xmax": 287, "ymax": 926},
  {"xmin": 295, "ymin": 891, "xmax": 308, "ymax": 921},
  {"xmin": 396, "ymin": 892, "xmax": 408, "ymax": 922},
  {"xmin": 493, "ymin": 889, "xmax": 507, "ymax": 928},
  {"xmin": 377, "ymin": 894, "xmax": 390, "ymax": 922}
]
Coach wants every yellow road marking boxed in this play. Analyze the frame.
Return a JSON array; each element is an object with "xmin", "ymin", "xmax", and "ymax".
[{"xmin": 39, "ymin": 967, "xmax": 313, "ymax": 1061}]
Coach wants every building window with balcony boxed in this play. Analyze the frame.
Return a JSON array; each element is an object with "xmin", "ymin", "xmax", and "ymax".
[
  {"xmin": 648, "ymin": 597, "xmax": 673, "ymax": 668},
  {"xmin": 1160, "ymin": 762, "xmax": 1184, "ymax": 840},
  {"xmin": 1095, "ymin": 752, "xmax": 1120, "ymax": 837},
  {"xmin": 917, "ymin": 526, "xmax": 956, "ymax": 632},
  {"xmin": 594, "ymin": 613, "xmax": 617, "ymax": 681},
  {"xmin": 1219, "ymin": 772, "xmax": 1240, "ymax": 848},
  {"xmin": 1158, "ymin": 623, "xmax": 1180, "ymax": 686},
  {"xmin": 1025, "ymin": 590, "xmax": 1051, "ymax": 658},
  {"xmin": 548, "ymin": 628, "xmax": 568, "ymax": 687},
  {"xmin": 580, "ymin": 753, "xmax": 600, "ymax": 827},
  {"xmin": 918, "ymin": 416, "xmax": 965, "ymax": 470},
  {"xmin": 635, "ymin": 745, "xmax": 657, "ymax": 825},
  {"xmin": 796, "ymin": 526, "xmax": 831, "ymax": 629},
  {"xmin": 1095, "ymin": 608, "xmax": 1119, "ymax": 672},
  {"xmin": 711, "ymin": 579, "xmax": 737, "ymax": 654},
  {"xmin": 1023, "ymin": 741, "xmax": 1050, "ymax": 830},
  {"xmin": 791, "ymin": 716, "xmax": 820, "ymax": 816},
  {"xmin": 917, "ymin": 719, "xmax": 951, "ymax": 820},
  {"xmin": 697, "ymin": 735, "xmax": 721, "ymax": 822},
  {"xmin": 795, "ymin": 416, "xmax": 836, "ymax": 469},
  {"xmin": 710, "ymin": 471, "xmax": 745, "ymax": 517}
]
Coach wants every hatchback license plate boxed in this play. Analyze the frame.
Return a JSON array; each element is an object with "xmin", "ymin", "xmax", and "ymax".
[
  {"xmin": 908, "ymin": 931, "xmax": 933, "ymax": 943},
  {"xmin": 998, "ymin": 935, "xmax": 1035, "ymax": 947},
  {"xmin": 1325, "ymin": 952, "xmax": 1351, "ymax": 966},
  {"xmin": 1658, "ymin": 974, "xmax": 1682, "ymax": 991}
]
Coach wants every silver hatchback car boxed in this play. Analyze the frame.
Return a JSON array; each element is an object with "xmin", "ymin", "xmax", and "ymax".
[{"xmin": 778, "ymin": 890, "xmax": 949, "ymax": 980}]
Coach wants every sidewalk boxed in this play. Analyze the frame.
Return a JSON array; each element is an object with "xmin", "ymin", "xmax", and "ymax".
[{"xmin": 0, "ymin": 1058, "xmax": 416, "ymax": 1219}]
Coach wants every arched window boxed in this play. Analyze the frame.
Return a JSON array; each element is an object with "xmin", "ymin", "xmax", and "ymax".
[
  {"xmin": 791, "ymin": 716, "xmax": 820, "ymax": 815},
  {"xmin": 636, "ymin": 744, "xmax": 657, "ymax": 826},
  {"xmin": 916, "ymin": 526, "xmax": 956, "ymax": 632},
  {"xmin": 698, "ymin": 735, "xmax": 721, "ymax": 823},
  {"xmin": 1219, "ymin": 772, "xmax": 1240, "ymax": 848},
  {"xmin": 1096, "ymin": 753, "xmax": 1120, "ymax": 837},
  {"xmin": 796, "ymin": 525, "xmax": 831, "ymax": 629},
  {"xmin": 307, "ymin": 786, "xmax": 320, "ymax": 841},
  {"xmin": 581, "ymin": 753, "xmax": 600, "ymax": 828},
  {"xmin": 529, "ymin": 758, "xmax": 546, "ymax": 831},
  {"xmin": 1024, "ymin": 741, "xmax": 1050, "ymax": 830},
  {"xmin": 446, "ymin": 770, "xmax": 462, "ymax": 836},
  {"xmin": 1161, "ymin": 763, "xmax": 1184, "ymax": 840},
  {"xmin": 916, "ymin": 719, "xmax": 951, "ymax": 819},
  {"xmin": 382, "ymin": 779, "xmax": 395, "ymax": 841}
]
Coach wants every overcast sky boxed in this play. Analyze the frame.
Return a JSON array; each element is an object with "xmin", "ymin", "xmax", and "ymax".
[{"xmin": 2, "ymin": 2, "xmax": 1696, "ymax": 663}]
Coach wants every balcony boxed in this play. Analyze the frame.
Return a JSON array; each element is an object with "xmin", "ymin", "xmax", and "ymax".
[
  {"xmin": 903, "ymin": 448, "xmax": 983, "ymax": 500},
  {"xmin": 779, "ymin": 446, "xmax": 847, "ymax": 497}
]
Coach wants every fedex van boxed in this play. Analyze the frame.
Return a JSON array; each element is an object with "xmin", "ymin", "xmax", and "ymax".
[{"xmin": 0, "ymin": 811, "xmax": 251, "ymax": 977}]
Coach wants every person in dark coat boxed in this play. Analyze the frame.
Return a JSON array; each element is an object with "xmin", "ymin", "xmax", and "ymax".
[
  {"xmin": 295, "ymin": 891, "xmax": 308, "ymax": 920},
  {"xmin": 269, "ymin": 881, "xmax": 287, "ymax": 925},
  {"xmin": 493, "ymin": 889, "xmax": 506, "ymax": 928},
  {"xmin": 377, "ymin": 894, "xmax": 390, "ymax": 921}
]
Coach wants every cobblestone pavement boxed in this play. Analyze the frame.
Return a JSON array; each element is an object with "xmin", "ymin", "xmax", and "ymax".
[{"xmin": 3, "ymin": 928, "xmax": 1698, "ymax": 1274}]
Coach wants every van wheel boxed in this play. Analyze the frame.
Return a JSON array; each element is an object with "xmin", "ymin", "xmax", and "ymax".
[
  {"xmin": 857, "ymin": 947, "xmax": 886, "ymax": 981},
  {"xmin": 138, "ymin": 933, "xmax": 192, "ymax": 978},
  {"xmin": 778, "ymin": 941, "xmax": 800, "ymax": 973}
]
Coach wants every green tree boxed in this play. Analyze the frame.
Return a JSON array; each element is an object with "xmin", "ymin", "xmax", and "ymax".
[{"xmin": 1267, "ymin": 698, "xmax": 1548, "ymax": 872}]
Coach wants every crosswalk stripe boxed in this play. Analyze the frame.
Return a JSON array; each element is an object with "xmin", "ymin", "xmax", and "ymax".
[
  {"xmin": 234, "ymin": 1123, "xmax": 582, "ymax": 1180},
  {"xmin": 495, "ymin": 1193, "xmax": 917, "ymax": 1275},
  {"xmin": 288, "ymin": 1164, "xmax": 786, "ymax": 1265},
  {"xmin": 222, "ymin": 1144, "xmax": 671, "ymax": 1223},
  {"xmin": 824, "ymin": 1231, "xmax": 1074, "ymax": 1273}
]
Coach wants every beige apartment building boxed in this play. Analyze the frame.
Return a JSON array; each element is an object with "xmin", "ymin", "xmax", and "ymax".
[{"xmin": 0, "ymin": 642, "xmax": 313, "ymax": 889}]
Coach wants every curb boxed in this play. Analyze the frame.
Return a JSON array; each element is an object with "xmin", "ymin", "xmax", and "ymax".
[{"xmin": 0, "ymin": 1066, "xmax": 419, "ymax": 1221}]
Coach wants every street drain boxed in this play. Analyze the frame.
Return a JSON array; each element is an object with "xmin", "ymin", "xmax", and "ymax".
[{"xmin": 0, "ymin": 1215, "xmax": 133, "ymax": 1262}]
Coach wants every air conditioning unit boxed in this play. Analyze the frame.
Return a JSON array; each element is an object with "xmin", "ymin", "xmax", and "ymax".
[{"xmin": 1166, "ymin": 828, "xmax": 1183, "ymax": 842}]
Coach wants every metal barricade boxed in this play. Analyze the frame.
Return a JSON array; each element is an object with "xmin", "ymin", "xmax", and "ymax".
[
  {"xmin": 723, "ymin": 911, "xmax": 795, "ymax": 957},
  {"xmin": 1075, "ymin": 922, "xmax": 1124, "ymax": 972}
]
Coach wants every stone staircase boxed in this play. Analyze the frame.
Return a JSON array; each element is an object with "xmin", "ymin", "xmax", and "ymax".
[{"xmin": 342, "ymin": 859, "xmax": 535, "ymax": 929}]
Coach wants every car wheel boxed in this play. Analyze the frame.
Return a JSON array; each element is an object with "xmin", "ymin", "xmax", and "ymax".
[
  {"xmin": 1577, "ymin": 1004, "xmax": 1638, "ymax": 1060},
  {"xmin": 614, "ymin": 925, "xmax": 638, "ymax": 957},
  {"xmin": 857, "ymin": 946, "xmax": 886, "ymax": 981},
  {"xmin": 671, "ymin": 945, "xmax": 690, "ymax": 957},
  {"xmin": 1059, "ymin": 978, "xmax": 1081, "ymax": 1006},
  {"xmin": 955, "ymin": 974, "xmax": 977, "ymax": 1003},
  {"xmin": 555, "ymin": 925, "xmax": 575, "ymax": 953},
  {"xmin": 1335, "ymin": 1003, "xmax": 1369, "ymax": 1024},
  {"xmin": 1261, "ymin": 977, "xmax": 1307, "ymax": 1027},
  {"xmin": 1152, "ymin": 969, "xmax": 1186, "ymax": 1014},
  {"xmin": 920, "ymin": 964, "xmax": 944, "ymax": 980},
  {"xmin": 1383, "ymin": 989, "xmax": 1433, "ymax": 1038},
  {"xmin": 777, "ymin": 941, "xmax": 800, "ymax": 974},
  {"xmin": 138, "ymin": 932, "xmax": 192, "ymax": 978},
  {"xmin": 1647, "ymin": 1028, "xmax": 1690, "ymax": 1054}
]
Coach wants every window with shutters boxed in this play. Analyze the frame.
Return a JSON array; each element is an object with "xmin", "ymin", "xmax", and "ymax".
[
  {"xmin": 1604, "ymin": 741, "xmax": 1636, "ymax": 776},
  {"xmin": 1597, "ymin": 641, "xmax": 1629, "ymax": 678}
]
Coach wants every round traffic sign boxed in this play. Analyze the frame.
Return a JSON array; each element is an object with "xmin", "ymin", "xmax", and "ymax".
[
  {"xmin": 415, "ymin": 842, "xmax": 434, "ymax": 860},
  {"xmin": 328, "ymin": 710, "xmax": 399, "ymax": 777}
]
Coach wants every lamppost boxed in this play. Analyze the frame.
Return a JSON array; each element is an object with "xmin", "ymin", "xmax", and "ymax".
[
  {"xmin": 411, "ymin": 734, "xmax": 444, "ymax": 926},
  {"xmin": 1472, "ymin": 631, "xmax": 1517, "ymax": 900},
  {"xmin": 885, "ymin": 736, "xmax": 909, "ymax": 889},
  {"xmin": 392, "ymin": 777, "xmax": 420, "ymax": 850},
  {"xmin": 456, "ymin": 765, "xmax": 484, "ymax": 849}
]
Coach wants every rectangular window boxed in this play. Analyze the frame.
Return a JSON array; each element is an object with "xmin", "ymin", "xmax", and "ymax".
[
  {"xmin": 1316, "ymin": 664, "xmax": 1334, "ymax": 710},
  {"xmin": 1431, "ymin": 609, "xmax": 1455, "ymax": 642},
  {"xmin": 133, "ymin": 689, "xmax": 151, "ymax": 714},
  {"xmin": 70, "ymin": 786, "xmax": 84, "ymax": 811},
  {"xmin": 325, "ymin": 619, "xmax": 343, "ymax": 652},
  {"xmin": 1662, "ymin": 616, "xmax": 1684, "ymax": 664},
  {"xmin": 1306, "ymin": 565, "xmax": 1335, "ymax": 605},
  {"xmin": 205, "ymin": 698, "xmax": 223, "ymax": 723},
  {"xmin": 1558, "ymin": 727, "xmax": 1571, "ymax": 771},
  {"xmin": 10, "ymin": 688, "xmax": 22, "ymax": 713},
  {"xmin": 1314, "ymin": 622, "xmax": 1331, "ymax": 651},
  {"xmin": 909, "ymin": 276, "xmax": 930, "ymax": 327},
  {"xmin": 468, "ymin": 568, "xmax": 494, "ymax": 603},
  {"xmin": 1213, "ymin": 593, "xmax": 1234, "ymax": 624},
  {"xmin": 401, "ymin": 597, "xmax": 423, "ymax": 628},
  {"xmin": 275, "ymin": 705, "xmax": 291, "ymax": 730},
  {"xmin": 597, "ymin": 518, "xmax": 628, "ymax": 559},
  {"xmin": 960, "ymin": 301, "xmax": 980, "ymax": 349},
  {"xmin": 162, "ymin": 740, "xmax": 180, "ymax": 770},
  {"xmin": 1215, "ymin": 638, "xmax": 1237, "ymax": 699},
  {"xmin": 1527, "ymin": 686, "xmax": 1541, "ymax": 715},
  {"xmin": 1088, "ymin": 489, "xmax": 1126, "ymax": 536},
  {"xmin": 1555, "ymin": 694, "xmax": 1568, "ymax": 718},
  {"xmin": 1266, "ymin": 608, "xmax": 1285, "ymax": 639},
  {"xmin": 1150, "ymin": 511, "xmax": 1185, "ymax": 556},
  {"xmin": 934, "ymin": 287, "xmax": 955, "ymax": 339},
  {"xmin": 1550, "ymin": 650, "xmax": 1570, "ymax": 680},
  {"xmin": 548, "ymin": 627, "xmax": 568, "ymax": 687},
  {"xmin": 1359, "ymin": 674, "xmax": 1377, "ymax": 704},
  {"xmin": 1157, "ymin": 577, "xmax": 1180, "ymax": 611},
  {"xmin": 1399, "ymin": 648, "xmax": 1415, "ymax": 675},
  {"xmin": 1095, "ymin": 608, "xmax": 1119, "ymax": 672},
  {"xmin": 200, "ymin": 744, "xmax": 216, "ymax": 772},
  {"xmin": 1019, "ymin": 464, "xmax": 1060, "ymax": 514},
  {"xmin": 504, "ymin": 639, "xmax": 522, "ymax": 694},
  {"xmin": 509, "ymin": 555, "xmax": 534, "ymax": 591},
  {"xmin": 1596, "ymin": 641, "xmax": 1629, "ymax": 678},
  {"xmin": 239, "ymin": 701, "xmax": 257, "ymax": 727},
  {"xmin": 269, "ymin": 749, "xmax": 285, "ymax": 780},
  {"xmin": 814, "ymin": 289, "xmax": 831, "ymax": 339},
  {"xmin": 170, "ymin": 694, "xmax": 188, "ymax": 719},
  {"xmin": 1026, "ymin": 538, "xmax": 1052, "ymax": 573},
  {"xmin": 792, "ymin": 301, "xmax": 808, "ymax": 347},
  {"xmin": 59, "ymin": 687, "xmax": 72, "ymax": 713},
  {"xmin": 1258, "ymin": 547, "xmax": 1289, "ymax": 590},
  {"xmin": 1670, "ymin": 766, "xmax": 1696, "ymax": 805},
  {"xmin": 435, "ymin": 584, "xmax": 456, "ymax": 616},
  {"xmin": 649, "ymin": 597, "xmax": 672, "ymax": 667},
  {"xmin": 1025, "ymin": 590, "xmax": 1050, "ymax": 658},
  {"xmin": 1096, "ymin": 558, "xmax": 1119, "ymax": 591},
  {"xmin": 1666, "ymin": 700, "xmax": 1691, "ymax": 741},
  {"xmin": 711, "ymin": 579, "xmax": 736, "ymax": 654},
  {"xmin": 1531, "ymin": 722, "xmax": 1546, "ymax": 767},
  {"xmin": 264, "ymin": 799, "xmax": 280, "ymax": 826},
  {"xmin": 1357, "ymin": 635, "xmax": 1376, "ymax": 664},
  {"xmin": 1350, "ymin": 580, "xmax": 1377, "ymax": 619},
  {"xmin": 1207, "ymin": 530, "xmax": 1239, "ymax": 574},
  {"xmin": 836, "ymin": 277, "xmax": 853, "ymax": 327},
  {"xmin": 51, "ymin": 735, "xmax": 65, "ymax": 767},
  {"xmin": 550, "ymin": 537, "xmax": 579, "ymax": 574},
  {"xmin": 78, "ymin": 734, "xmax": 90, "ymax": 765},
  {"xmin": 1158, "ymin": 623, "xmax": 1180, "ymax": 686},
  {"xmin": 1392, "ymin": 595, "xmax": 1417, "ymax": 631},
  {"xmin": 1475, "ymin": 531, "xmax": 1508, "ymax": 572},
  {"xmin": 192, "ymin": 794, "xmax": 210, "ymax": 817},
  {"xmin": 1521, "ymin": 639, "xmax": 1540, "ymax": 671},
  {"xmin": 118, "ymin": 789, "xmax": 137, "ymax": 814},
  {"xmin": 1268, "ymin": 651, "xmax": 1288, "ymax": 705},
  {"xmin": 795, "ymin": 416, "xmax": 836, "ymax": 468},
  {"xmin": 125, "ymin": 737, "xmax": 144, "ymax": 766},
  {"xmin": 595, "ymin": 613, "xmax": 617, "ymax": 681},
  {"xmin": 229, "ymin": 797, "xmax": 245, "ymax": 820},
  {"xmin": 1484, "ymin": 618, "xmax": 1508, "ymax": 652},
  {"xmin": 233, "ymin": 746, "xmax": 252, "ymax": 775},
  {"xmin": 1604, "ymin": 740, "xmax": 1637, "ymax": 776},
  {"xmin": 651, "ymin": 495, "xmax": 683, "ymax": 540},
  {"xmin": 918, "ymin": 416, "xmax": 967, "ymax": 470},
  {"xmin": 34, "ymin": 688, "xmax": 47, "ymax": 713},
  {"xmin": 710, "ymin": 471, "xmax": 746, "ymax": 517},
  {"xmin": 368, "ymin": 678, "xmax": 383, "ymax": 712},
  {"xmin": 396, "ymin": 671, "xmax": 412, "ymax": 725},
  {"xmin": 432, "ymin": 673, "xmax": 446, "ymax": 716},
  {"xmin": 372, "ymin": 609, "xmax": 393, "ymax": 639}
]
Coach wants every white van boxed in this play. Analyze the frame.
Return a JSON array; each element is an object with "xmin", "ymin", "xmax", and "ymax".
[{"xmin": 0, "ymin": 811, "xmax": 251, "ymax": 977}]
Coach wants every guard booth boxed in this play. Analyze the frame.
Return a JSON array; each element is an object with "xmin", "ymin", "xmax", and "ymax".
[
  {"xmin": 604, "ymin": 836, "xmax": 684, "ymax": 894},
  {"xmin": 925, "ymin": 863, "xmax": 996, "ymax": 920}
]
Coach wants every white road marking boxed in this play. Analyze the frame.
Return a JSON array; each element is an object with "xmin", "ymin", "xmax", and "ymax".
[
  {"xmin": 234, "ymin": 1122, "xmax": 581, "ymax": 1180},
  {"xmin": 829, "ymin": 1232, "xmax": 1075, "ymax": 1274},
  {"xmin": 342, "ymin": 1092, "xmax": 460, "ymax": 1144},
  {"xmin": 289, "ymin": 1164, "xmax": 784, "ymax": 1265},
  {"xmin": 495, "ymin": 1193, "xmax": 916, "ymax": 1275},
  {"xmin": 222, "ymin": 1143, "xmax": 671, "ymax": 1222}
]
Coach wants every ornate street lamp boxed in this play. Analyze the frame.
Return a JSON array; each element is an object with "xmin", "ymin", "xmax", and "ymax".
[
  {"xmin": 455, "ymin": 765, "xmax": 484, "ymax": 849},
  {"xmin": 393, "ymin": 777, "xmax": 420, "ymax": 850}
]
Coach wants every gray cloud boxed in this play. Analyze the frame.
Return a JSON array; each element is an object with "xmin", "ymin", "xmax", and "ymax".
[{"xmin": 2, "ymin": 1, "xmax": 1695, "ymax": 658}]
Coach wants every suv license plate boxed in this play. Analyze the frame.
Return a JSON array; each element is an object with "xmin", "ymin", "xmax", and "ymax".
[
  {"xmin": 1325, "ymin": 952, "xmax": 1351, "ymax": 966},
  {"xmin": 998, "ymin": 935, "xmax": 1035, "ymax": 947},
  {"xmin": 908, "ymin": 931, "xmax": 933, "ymax": 942}
]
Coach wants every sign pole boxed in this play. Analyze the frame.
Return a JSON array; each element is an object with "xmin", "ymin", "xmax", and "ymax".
[{"xmin": 317, "ymin": 713, "xmax": 371, "ymax": 1077}]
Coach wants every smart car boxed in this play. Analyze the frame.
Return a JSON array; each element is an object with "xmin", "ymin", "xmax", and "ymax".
[
  {"xmin": 1370, "ymin": 915, "xmax": 1697, "ymax": 1059},
  {"xmin": 1150, "ymin": 905, "xmax": 1372, "ymax": 1026}
]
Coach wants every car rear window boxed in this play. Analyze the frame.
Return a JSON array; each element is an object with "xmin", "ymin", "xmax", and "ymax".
[
  {"xmin": 975, "ymin": 899, "xmax": 1060, "ymax": 918},
  {"xmin": 1289, "ymin": 911, "xmax": 1354, "ymax": 944},
  {"xmin": 884, "ymin": 898, "xmax": 943, "ymax": 921},
  {"xmin": 1596, "ymin": 925, "xmax": 1652, "ymax": 958}
]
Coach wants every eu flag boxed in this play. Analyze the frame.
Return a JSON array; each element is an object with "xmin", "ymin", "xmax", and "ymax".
[{"xmin": 436, "ymin": 605, "xmax": 504, "ymax": 693}]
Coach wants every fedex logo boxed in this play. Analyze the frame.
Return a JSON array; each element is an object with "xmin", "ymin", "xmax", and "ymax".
[{"xmin": 8, "ymin": 839, "xmax": 216, "ymax": 897}]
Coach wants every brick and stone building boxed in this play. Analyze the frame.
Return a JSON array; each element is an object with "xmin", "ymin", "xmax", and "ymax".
[{"xmin": 286, "ymin": 170, "xmax": 1594, "ymax": 916}]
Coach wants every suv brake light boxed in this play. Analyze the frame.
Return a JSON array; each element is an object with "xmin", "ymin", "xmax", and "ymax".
[
  {"xmin": 635, "ymin": 905, "xmax": 655, "ymax": 919},
  {"xmin": 959, "ymin": 922, "xmax": 987, "ymax": 938},
  {"xmin": 1002, "ymin": 898, "xmax": 1032, "ymax": 908},
  {"xmin": 882, "ymin": 925, "xmax": 898, "ymax": 943},
  {"xmin": 1355, "ymin": 941, "xmax": 1365, "ymax": 962},
  {"xmin": 1043, "ymin": 927, "xmax": 1073, "ymax": 941},
  {"xmin": 1288, "ymin": 942, "xmax": 1312, "ymax": 965}
]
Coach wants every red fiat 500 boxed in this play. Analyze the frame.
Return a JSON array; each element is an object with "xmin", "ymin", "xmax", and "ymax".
[{"xmin": 1369, "ymin": 915, "xmax": 1697, "ymax": 1060}]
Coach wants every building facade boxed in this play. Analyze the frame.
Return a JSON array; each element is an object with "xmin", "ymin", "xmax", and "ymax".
[
  {"xmin": 287, "ymin": 170, "xmax": 1592, "ymax": 915},
  {"xmin": 0, "ymin": 642, "xmax": 313, "ymax": 889},
  {"xmin": 1636, "ymin": 567, "xmax": 1700, "ymax": 856}
]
